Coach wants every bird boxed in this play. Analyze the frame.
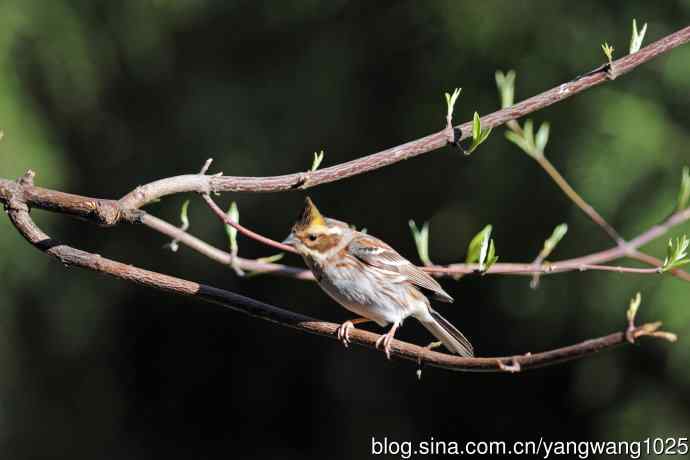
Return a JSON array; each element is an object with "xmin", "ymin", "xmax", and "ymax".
[{"xmin": 281, "ymin": 197, "xmax": 473, "ymax": 359}]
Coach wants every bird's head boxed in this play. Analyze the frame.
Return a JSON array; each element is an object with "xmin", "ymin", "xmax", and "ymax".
[{"xmin": 282, "ymin": 197, "xmax": 350, "ymax": 258}]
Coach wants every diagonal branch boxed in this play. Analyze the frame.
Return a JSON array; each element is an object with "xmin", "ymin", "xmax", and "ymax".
[
  {"xmin": 200, "ymin": 192, "xmax": 296, "ymax": 254},
  {"xmin": 114, "ymin": 26, "xmax": 690, "ymax": 210},
  {"xmin": 534, "ymin": 152, "xmax": 624, "ymax": 244},
  {"xmin": 4, "ymin": 181, "xmax": 674, "ymax": 374},
  {"xmin": 142, "ymin": 213, "xmax": 312, "ymax": 279}
]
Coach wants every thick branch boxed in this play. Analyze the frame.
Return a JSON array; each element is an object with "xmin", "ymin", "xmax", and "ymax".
[
  {"xmin": 0, "ymin": 177, "xmax": 137, "ymax": 226},
  {"xmin": 113, "ymin": 26, "xmax": 690, "ymax": 209},
  {"xmin": 5, "ymin": 189, "xmax": 673, "ymax": 373}
]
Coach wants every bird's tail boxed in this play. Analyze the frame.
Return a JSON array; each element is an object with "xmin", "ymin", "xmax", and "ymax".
[{"xmin": 419, "ymin": 308, "xmax": 474, "ymax": 357}]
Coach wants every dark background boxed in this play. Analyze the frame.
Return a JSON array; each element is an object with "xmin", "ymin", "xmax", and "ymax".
[{"xmin": 1, "ymin": 1, "xmax": 689, "ymax": 458}]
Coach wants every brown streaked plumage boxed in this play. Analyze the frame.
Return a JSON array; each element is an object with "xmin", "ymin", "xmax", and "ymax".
[{"xmin": 282, "ymin": 197, "xmax": 474, "ymax": 359}]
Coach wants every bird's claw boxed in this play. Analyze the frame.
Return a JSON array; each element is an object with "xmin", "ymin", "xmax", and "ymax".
[
  {"xmin": 375, "ymin": 332, "xmax": 393, "ymax": 360},
  {"xmin": 336, "ymin": 320, "xmax": 355, "ymax": 348}
]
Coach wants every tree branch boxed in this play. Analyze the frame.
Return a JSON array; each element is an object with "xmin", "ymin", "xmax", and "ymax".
[
  {"xmin": 142, "ymin": 213, "xmax": 312, "ymax": 279},
  {"xmin": 0, "ymin": 28, "xmax": 686, "ymax": 233},
  {"xmin": 4, "ymin": 181, "xmax": 674, "ymax": 374},
  {"xmin": 504, "ymin": 135, "xmax": 690, "ymax": 282},
  {"xmin": 112, "ymin": 26, "xmax": 690, "ymax": 210},
  {"xmin": 2, "ymin": 176, "xmax": 689, "ymax": 281},
  {"xmin": 148, "ymin": 198, "xmax": 690, "ymax": 279}
]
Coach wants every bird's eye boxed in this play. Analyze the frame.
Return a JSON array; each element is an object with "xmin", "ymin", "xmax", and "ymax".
[{"xmin": 308, "ymin": 233, "xmax": 318, "ymax": 242}]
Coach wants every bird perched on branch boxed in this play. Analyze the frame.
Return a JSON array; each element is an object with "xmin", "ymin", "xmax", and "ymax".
[{"xmin": 282, "ymin": 197, "xmax": 473, "ymax": 359}]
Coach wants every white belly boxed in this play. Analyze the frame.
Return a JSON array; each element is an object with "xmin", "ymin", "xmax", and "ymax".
[{"xmin": 317, "ymin": 263, "xmax": 426, "ymax": 326}]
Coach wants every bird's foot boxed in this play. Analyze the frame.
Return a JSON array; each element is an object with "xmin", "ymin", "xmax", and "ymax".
[
  {"xmin": 375, "ymin": 322, "xmax": 399, "ymax": 360},
  {"xmin": 336, "ymin": 320, "xmax": 355, "ymax": 348}
]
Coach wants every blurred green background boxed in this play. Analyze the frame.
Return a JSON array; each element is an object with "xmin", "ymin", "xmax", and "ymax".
[{"xmin": 1, "ymin": 1, "xmax": 689, "ymax": 458}]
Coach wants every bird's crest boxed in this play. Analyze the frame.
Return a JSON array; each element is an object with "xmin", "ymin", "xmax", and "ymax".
[{"xmin": 295, "ymin": 197, "xmax": 326, "ymax": 230}]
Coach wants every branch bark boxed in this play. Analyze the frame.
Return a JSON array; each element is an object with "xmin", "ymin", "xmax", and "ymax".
[
  {"xmin": 4, "ymin": 183, "xmax": 674, "ymax": 373},
  {"xmin": 110, "ymin": 26, "xmax": 690, "ymax": 210}
]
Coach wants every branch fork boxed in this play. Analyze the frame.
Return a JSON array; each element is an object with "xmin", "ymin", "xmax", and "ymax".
[{"xmin": 624, "ymin": 292, "xmax": 676, "ymax": 344}]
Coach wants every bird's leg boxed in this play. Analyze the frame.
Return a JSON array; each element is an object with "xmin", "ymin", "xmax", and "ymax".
[
  {"xmin": 336, "ymin": 317, "xmax": 371, "ymax": 347},
  {"xmin": 375, "ymin": 321, "xmax": 400, "ymax": 360}
]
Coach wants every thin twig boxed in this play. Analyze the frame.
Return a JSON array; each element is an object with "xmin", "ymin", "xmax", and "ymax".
[
  {"xmin": 144, "ymin": 203, "xmax": 682, "ymax": 279},
  {"xmin": 2, "ymin": 176, "xmax": 688, "ymax": 281},
  {"xmin": 627, "ymin": 250, "xmax": 690, "ymax": 281},
  {"xmin": 200, "ymin": 193, "xmax": 297, "ymax": 254},
  {"xmin": 143, "ymin": 201, "xmax": 684, "ymax": 279},
  {"xmin": 506, "ymin": 115, "xmax": 687, "ymax": 281},
  {"xmin": 531, "ymin": 154, "xmax": 690, "ymax": 281},
  {"xmin": 142, "ymin": 213, "xmax": 312, "ymax": 279},
  {"xmin": 530, "ymin": 154, "xmax": 690, "ymax": 280},
  {"xmin": 574, "ymin": 264, "xmax": 660, "ymax": 274},
  {"xmin": 536, "ymin": 155, "xmax": 624, "ymax": 244},
  {"xmin": 508, "ymin": 111, "xmax": 689, "ymax": 283}
]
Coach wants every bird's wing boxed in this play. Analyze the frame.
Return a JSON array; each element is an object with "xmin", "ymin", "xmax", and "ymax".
[{"xmin": 348, "ymin": 234, "xmax": 454, "ymax": 303}]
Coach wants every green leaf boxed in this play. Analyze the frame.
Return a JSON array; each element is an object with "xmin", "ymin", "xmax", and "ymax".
[
  {"xmin": 466, "ymin": 225, "xmax": 492, "ymax": 263},
  {"xmin": 629, "ymin": 19, "xmax": 648, "ymax": 54},
  {"xmin": 495, "ymin": 70, "xmax": 516, "ymax": 109},
  {"xmin": 166, "ymin": 199, "xmax": 192, "ymax": 252},
  {"xmin": 179, "ymin": 199, "xmax": 190, "ymax": 229},
  {"xmin": 224, "ymin": 201, "xmax": 240, "ymax": 254},
  {"xmin": 627, "ymin": 292, "xmax": 642, "ymax": 323},
  {"xmin": 482, "ymin": 239, "xmax": 498, "ymax": 272},
  {"xmin": 256, "ymin": 253, "xmax": 284, "ymax": 264},
  {"xmin": 523, "ymin": 119, "xmax": 534, "ymax": 146},
  {"xmin": 245, "ymin": 254, "xmax": 285, "ymax": 278},
  {"xmin": 311, "ymin": 150, "xmax": 324, "ymax": 171},
  {"xmin": 601, "ymin": 42, "xmax": 614, "ymax": 64},
  {"xmin": 472, "ymin": 112, "xmax": 481, "ymax": 140},
  {"xmin": 535, "ymin": 122, "xmax": 550, "ymax": 152},
  {"xmin": 444, "ymin": 87, "xmax": 462, "ymax": 122},
  {"xmin": 662, "ymin": 235, "xmax": 690, "ymax": 272},
  {"xmin": 409, "ymin": 220, "xmax": 431, "ymax": 265},
  {"xmin": 466, "ymin": 225, "xmax": 498, "ymax": 272},
  {"xmin": 676, "ymin": 166, "xmax": 690, "ymax": 211},
  {"xmin": 505, "ymin": 120, "xmax": 545, "ymax": 159},
  {"xmin": 543, "ymin": 223, "xmax": 568, "ymax": 254},
  {"xmin": 478, "ymin": 125, "xmax": 492, "ymax": 144},
  {"xmin": 478, "ymin": 232, "xmax": 490, "ymax": 265},
  {"xmin": 464, "ymin": 112, "xmax": 492, "ymax": 155}
]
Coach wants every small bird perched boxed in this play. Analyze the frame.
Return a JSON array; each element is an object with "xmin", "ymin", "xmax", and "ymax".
[{"xmin": 282, "ymin": 197, "xmax": 473, "ymax": 359}]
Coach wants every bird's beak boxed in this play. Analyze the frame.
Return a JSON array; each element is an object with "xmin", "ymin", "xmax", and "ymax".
[{"xmin": 281, "ymin": 232, "xmax": 298, "ymax": 246}]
